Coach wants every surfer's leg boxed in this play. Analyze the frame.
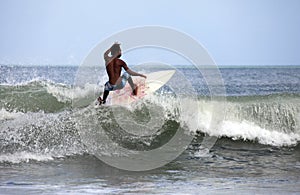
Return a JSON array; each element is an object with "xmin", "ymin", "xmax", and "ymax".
[
  {"xmin": 128, "ymin": 77, "xmax": 135, "ymax": 90},
  {"xmin": 98, "ymin": 90, "xmax": 108, "ymax": 104},
  {"xmin": 128, "ymin": 77, "xmax": 138, "ymax": 95},
  {"xmin": 102, "ymin": 90, "xmax": 109, "ymax": 104},
  {"xmin": 113, "ymin": 72, "xmax": 138, "ymax": 96},
  {"xmin": 98, "ymin": 82, "xmax": 113, "ymax": 104},
  {"xmin": 122, "ymin": 72, "xmax": 138, "ymax": 95}
]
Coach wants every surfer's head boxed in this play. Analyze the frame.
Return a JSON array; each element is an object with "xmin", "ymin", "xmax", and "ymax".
[{"xmin": 111, "ymin": 43, "xmax": 122, "ymax": 58}]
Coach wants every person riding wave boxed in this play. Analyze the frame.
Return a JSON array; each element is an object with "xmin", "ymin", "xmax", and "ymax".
[{"xmin": 97, "ymin": 42, "xmax": 147, "ymax": 105}]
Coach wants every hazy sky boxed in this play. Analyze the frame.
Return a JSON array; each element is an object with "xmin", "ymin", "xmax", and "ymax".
[{"xmin": 0, "ymin": 0, "xmax": 300, "ymax": 65}]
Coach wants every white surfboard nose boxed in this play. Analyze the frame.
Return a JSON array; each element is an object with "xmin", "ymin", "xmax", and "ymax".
[{"xmin": 145, "ymin": 70, "xmax": 176, "ymax": 93}]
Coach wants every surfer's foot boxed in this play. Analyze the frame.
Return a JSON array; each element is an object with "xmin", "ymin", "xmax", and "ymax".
[
  {"xmin": 97, "ymin": 97, "xmax": 106, "ymax": 105},
  {"xmin": 132, "ymin": 85, "xmax": 138, "ymax": 96}
]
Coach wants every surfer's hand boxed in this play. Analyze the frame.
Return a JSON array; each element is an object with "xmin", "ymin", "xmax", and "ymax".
[
  {"xmin": 141, "ymin": 74, "xmax": 147, "ymax": 79},
  {"xmin": 112, "ymin": 42, "xmax": 120, "ymax": 48}
]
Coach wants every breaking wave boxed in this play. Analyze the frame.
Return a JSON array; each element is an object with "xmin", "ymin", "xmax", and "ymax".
[{"xmin": 0, "ymin": 80, "xmax": 299, "ymax": 163}]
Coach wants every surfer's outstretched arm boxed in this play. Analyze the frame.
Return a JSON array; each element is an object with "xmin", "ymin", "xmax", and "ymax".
[{"xmin": 127, "ymin": 69, "xmax": 147, "ymax": 79}]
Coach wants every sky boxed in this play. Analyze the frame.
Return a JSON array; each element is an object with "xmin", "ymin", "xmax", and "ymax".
[{"xmin": 0, "ymin": 0, "xmax": 300, "ymax": 66}]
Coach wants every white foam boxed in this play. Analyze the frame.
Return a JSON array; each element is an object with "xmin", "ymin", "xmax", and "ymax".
[
  {"xmin": 46, "ymin": 82, "xmax": 102, "ymax": 103},
  {"xmin": 45, "ymin": 82, "xmax": 74, "ymax": 103},
  {"xmin": 0, "ymin": 77, "xmax": 44, "ymax": 86},
  {"xmin": 1, "ymin": 78, "xmax": 102, "ymax": 104},
  {"xmin": 193, "ymin": 147, "xmax": 212, "ymax": 158},
  {"xmin": 184, "ymin": 99, "xmax": 300, "ymax": 147},
  {"xmin": 0, "ymin": 151, "xmax": 54, "ymax": 163},
  {"xmin": 214, "ymin": 120, "xmax": 300, "ymax": 146},
  {"xmin": 0, "ymin": 108, "xmax": 24, "ymax": 121}
]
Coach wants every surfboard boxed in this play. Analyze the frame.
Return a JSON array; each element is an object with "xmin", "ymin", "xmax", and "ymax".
[{"xmin": 100, "ymin": 70, "xmax": 176, "ymax": 106}]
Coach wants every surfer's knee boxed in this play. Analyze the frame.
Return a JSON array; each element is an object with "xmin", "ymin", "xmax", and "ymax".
[{"xmin": 122, "ymin": 72, "xmax": 131, "ymax": 79}]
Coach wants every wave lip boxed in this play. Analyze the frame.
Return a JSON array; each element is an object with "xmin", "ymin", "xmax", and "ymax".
[
  {"xmin": 0, "ymin": 80, "xmax": 72, "ymax": 113},
  {"xmin": 218, "ymin": 120, "xmax": 300, "ymax": 147},
  {"xmin": 196, "ymin": 95, "xmax": 300, "ymax": 147}
]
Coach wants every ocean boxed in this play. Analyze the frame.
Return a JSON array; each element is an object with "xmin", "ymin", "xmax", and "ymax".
[{"xmin": 0, "ymin": 64, "xmax": 299, "ymax": 194}]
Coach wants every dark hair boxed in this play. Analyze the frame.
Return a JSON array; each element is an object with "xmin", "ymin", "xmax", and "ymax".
[{"xmin": 111, "ymin": 44, "xmax": 121, "ymax": 56}]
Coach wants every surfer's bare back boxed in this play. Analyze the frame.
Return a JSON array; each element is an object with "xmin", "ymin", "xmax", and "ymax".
[{"xmin": 97, "ymin": 42, "xmax": 146, "ymax": 105}]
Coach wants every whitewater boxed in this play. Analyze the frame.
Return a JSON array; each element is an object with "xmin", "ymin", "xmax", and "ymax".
[{"xmin": 0, "ymin": 65, "xmax": 299, "ymax": 194}]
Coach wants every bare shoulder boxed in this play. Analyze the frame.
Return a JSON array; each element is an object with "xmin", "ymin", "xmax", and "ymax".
[
  {"xmin": 117, "ymin": 58, "xmax": 129, "ymax": 70},
  {"xmin": 116, "ymin": 58, "xmax": 126, "ymax": 64},
  {"xmin": 104, "ymin": 56, "xmax": 113, "ymax": 65}
]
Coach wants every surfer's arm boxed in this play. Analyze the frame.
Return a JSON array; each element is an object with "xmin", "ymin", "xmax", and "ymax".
[
  {"xmin": 104, "ymin": 42, "xmax": 120, "ymax": 61},
  {"xmin": 126, "ymin": 69, "xmax": 147, "ymax": 79},
  {"xmin": 103, "ymin": 48, "xmax": 111, "ymax": 62},
  {"xmin": 120, "ymin": 59, "xmax": 146, "ymax": 78}
]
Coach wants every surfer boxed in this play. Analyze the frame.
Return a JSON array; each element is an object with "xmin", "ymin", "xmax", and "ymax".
[{"xmin": 97, "ymin": 42, "xmax": 147, "ymax": 105}]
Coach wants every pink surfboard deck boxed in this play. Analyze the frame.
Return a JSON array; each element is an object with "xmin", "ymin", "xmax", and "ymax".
[{"xmin": 105, "ymin": 70, "xmax": 176, "ymax": 106}]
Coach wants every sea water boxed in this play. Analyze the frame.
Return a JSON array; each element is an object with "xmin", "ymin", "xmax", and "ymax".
[{"xmin": 0, "ymin": 65, "xmax": 299, "ymax": 194}]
